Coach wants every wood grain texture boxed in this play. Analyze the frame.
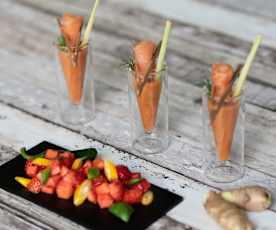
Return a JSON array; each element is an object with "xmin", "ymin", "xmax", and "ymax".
[
  {"xmin": 0, "ymin": 0, "xmax": 276, "ymax": 229},
  {"xmin": 0, "ymin": 103, "xmax": 276, "ymax": 230},
  {"xmin": 0, "ymin": 0, "xmax": 275, "ymax": 179}
]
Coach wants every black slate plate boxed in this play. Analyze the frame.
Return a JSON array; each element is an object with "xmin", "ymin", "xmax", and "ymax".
[{"xmin": 0, "ymin": 141, "xmax": 183, "ymax": 230}]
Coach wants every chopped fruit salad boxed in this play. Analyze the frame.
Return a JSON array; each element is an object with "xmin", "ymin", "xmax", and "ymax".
[{"xmin": 15, "ymin": 147, "xmax": 154, "ymax": 222}]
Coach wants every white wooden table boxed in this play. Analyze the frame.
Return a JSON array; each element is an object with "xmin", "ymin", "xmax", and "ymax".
[{"xmin": 0, "ymin": 0, "xmax": 276, "ymax": 229}]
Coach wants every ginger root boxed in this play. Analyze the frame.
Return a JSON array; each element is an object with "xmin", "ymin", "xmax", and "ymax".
[
  {"xmin": 221, "ymin": 186, "xmax": 272, "ymax": 212},
  {"xmin": 204, "ymin": 191, "xmax": 254, "ymax": 230}
]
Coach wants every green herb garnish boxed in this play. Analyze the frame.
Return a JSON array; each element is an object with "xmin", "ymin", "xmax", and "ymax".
[
  {"xmin": 57, "ymin": 35, "xmax": 66, "ymax": 47},
  {"xmin": 40, "ymin": 168, "xmax": 51, "ymax": 184},
  {"xmin": 73, "ymin": 148, "xmax": 97, "ymax": 160},
  {"xmin": 87, "ymin": 168, "xmax": 100, "ymax": 180},
  {"xmin": 20, "ymin": 148, "xmax": 45, "ymax": 160},
  {"xmin": 203, "ymin": 79, "xmax": 212, "ymax": 96},
  {"xmin": 120, "ymin": 57, "xmax": 135, "ymax": 72},
  {"xmin": 128, "ymin": 178, "xmax": 142, "ymax": 186}
]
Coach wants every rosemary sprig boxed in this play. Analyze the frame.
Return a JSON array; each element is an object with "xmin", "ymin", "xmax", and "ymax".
[
  {"xmin": 120, "ymin": 57, "xmax": 135, "ymax": 72},
  {"xmin": 202, "ymin": 79, "xmax": 212, "ymax": 96}
]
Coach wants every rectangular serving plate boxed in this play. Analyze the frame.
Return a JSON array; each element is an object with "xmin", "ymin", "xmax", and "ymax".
[{"xmin": 0, "ymin": 141, "xmax": 183, "ymax": 230}]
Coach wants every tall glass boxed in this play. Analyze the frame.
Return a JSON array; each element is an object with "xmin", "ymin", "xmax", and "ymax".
[
  {"xmin": 128, "ymin": 68, "xmax": 169, "ymax": 154},
  {"xmin": 202, "ymin": 88, "xmax": 245, "ymax": 183},
  {"xmin": 55, "ymin": 44, "xmax": 95, "ymax": 125}
]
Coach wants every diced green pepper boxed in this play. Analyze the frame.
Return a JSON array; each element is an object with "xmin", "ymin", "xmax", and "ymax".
[
  {"xmin": 73, "ymin": 148, "xmax": 97, "ymax": 160},
  {"xmin": 128, "ymin": 178, "xmax": 142, "ymax": 186},
  {"xmin": 20, "ymin": 147, "xmax": 45, "ymax": 160},
  {"xmin": 87, "ymin": 168, "xmax": 100, "ymax": 180},
  {"xmin": 108, "ymin": 202, "xmax": 134, "ymax": 223},
  {"xmin": 40, "ymin": 168, "xmax": 51, "ymax": 184}
]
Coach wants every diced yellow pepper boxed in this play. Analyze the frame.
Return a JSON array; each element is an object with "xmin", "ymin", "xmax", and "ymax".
[
  {"xmin": 104, "ymin": 160, "xmax": 118, "ymax": 182},
  {"xmin": 32, "ymin": 158, "xmax": 51, "ymax": 166},
  {"xmin": 141, "ymin": 191, "xmax": 154, "ymax": 206},
  {"xmin": 72, "ymin": 158, "xmax": 83, "ymax": 170},
  {"xmin": 73, "ymin": 179, "xmax": 91, "ymax": 207},
  {"xmin": 15, "ymin": 176, "xmax": 31, "ymax": 188}
]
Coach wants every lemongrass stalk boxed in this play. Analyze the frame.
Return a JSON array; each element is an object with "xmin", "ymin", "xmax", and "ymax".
[
  {"xmin": 156, "ymin": 20, "xmax": 172, "ymax": 80},
  {"xmin": 81, "ymin": 0, "xmax": 100, "ymax": 47},
  {"xmin": 233, "ymin": 35, "xmax": 262, "ymax": 97}
]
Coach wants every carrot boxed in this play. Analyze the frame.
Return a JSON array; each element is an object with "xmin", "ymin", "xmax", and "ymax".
[
  {"xmin": 58, "ymin": 13, "xmax": 83, "ymax": 51},
  {"xmin": 57, "ymin": 13, "xmax": 87, "ymax": 105},
  {"xmin": 58, "ymin": 47, "xmax": 87, "ymax": 104},
  {"xmin": 209, "ymin": 64, "xmax": 239, "ymax": 161},
  {"xmin": 133, "ymin": 41, "xmax": 161, "ymax": 133}
]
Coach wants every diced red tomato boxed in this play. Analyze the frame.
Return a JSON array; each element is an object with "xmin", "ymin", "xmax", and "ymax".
[
  {"xmin": 109, "ymin": 181, "xmax": 124, "ymax": 201},
  {"xmin": 97, "ymin": 194, "xmax": 114, "ymax": 209},
  {"xmin": 59, "ymin": 151, "xmax": 75, "ymax": 168},
  {"xmin": 25, "ymin": 160, "xmax": 38, "ymax": 178},
  {"xmin": 131, "ymin": 172, "xmax": 141, "ymax": 179},
  {"xmin": 27, "ymin": 177, "xmax": 42, "ymax": 194},
  {"xmin": 50, "ymin": 160, "xmax": 61, "ymax": 176},
  {"xmin": 41, "ymin": 185, "xmax": 55, "ymax": 194},
  {"xmin": 93, "ymin": 158, "xmax": 104, "ymax": 170},
  {"xmin": 132, "ymin": 179, "xmax": 151, "ymax": 193},
  {"xmin": 60, "ymin": 165, "xmax": 70, "ymax": 177},
  {"xmin": 45, "ymin": 175, "xmax": 61, "ymax": 188},
  {"xmin": 56, "ymin": 180, "xmax": 74, "ymax": 199},
  {"xmin": 88, "ymin": 190, "xmax": 97, "ymax": 204},
  {"xmin": 123, "ymin": 189, "xmax": 143, "ymax": 204},
  {"xmin": 73, "ymin": 171, "xmax": 85, "ymax": 188},
  {"xmin": 116, "ymin": 165, "xmax": 131, "ymax": 183},
  {"xmin": 82, "ymin": 160, "xmax": 93, "ymax": 175},
  {"xmin": 45, "ymin": 149, "xmax": 59, "ymax": 159},
  {"xmin": 92, "ymin": 175, "xmax": 107, "ymax": 187},
  {"xmin": 63, "ymin": 170, "xmax": 76, "ymax": 184},
  {"xmin": 95, "ymin": 182, "xmax": 110, "ymax": 195}
]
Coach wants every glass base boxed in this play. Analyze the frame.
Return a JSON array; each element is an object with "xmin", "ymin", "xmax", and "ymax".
[
  {"xmin": 59, "ymin": 103, "xmax": 95, "ymax": 126},
  {"xmin": 205, "ymin": 160, "xmax": 244, "ymax": 183},
  {"xmin": 132, "ymin": 132, "xmax": 169, "ymax": 154}
]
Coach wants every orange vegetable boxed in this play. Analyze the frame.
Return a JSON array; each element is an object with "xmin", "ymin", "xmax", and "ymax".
[
  {"xmin": 209, "ymin": 64, "xmax": 239, "ymax": 161},
  {"xmin": 58, "ymin": 13, "xmax": 87, "ymax": 105},
  {"xmin": 133, "ymin": 41, "xmax": 161, "ymax": 133}
]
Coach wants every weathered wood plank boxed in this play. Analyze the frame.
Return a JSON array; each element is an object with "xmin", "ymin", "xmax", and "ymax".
[
  {"xmin": 127, "ymin": 0, "xmax": 276, "ymax": 49},
  {"xmin": 0, "ymin": 0, "xmax": 275, "ymax": 194},
  {"xmin": 2, "ymin": 0, "xmax": 276, "ymax": 114},
  {"xmin": 0, "ymin": 103, "xmax": 276, "ymax": 229},
  {"xmin": 16, "ymin": 0, "xmax": 276, "ymax": 89}
]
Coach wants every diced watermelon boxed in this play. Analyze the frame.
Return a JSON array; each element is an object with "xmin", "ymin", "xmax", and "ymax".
[
  {"xmin": 45, "ymin": 175, "xmax": 61, "ymax": 188},
  {"xmin": 60, "ymin": 165, "xmax": 70, "ymax": 177},
  {"xmin": 95, "ymin": 182, "xmax": 110, "ymax": 195},
  {"xmin": 50, "ymin": 160, "xmax": 61, "ymax": 176},
  {"xmin": 82, "ymin": 160, "xmax": 93, "ymax": 175},
  {"xmin": 63, "ymin": 170, "xmax": 76, "ymax": 184},
  {"xmin": 109, "ymin": 181, "xmax": 124, "ymax": 201},
  {"xmin": 56, "ymin": 180, "xmax": 74, "ymax": 199},
  {"xmin": 97, "ymin": 194, "xmax": 114, "ymax": 209},
  {"xmin": 93, "ymin": 158, "xmax": 104, "ymax": 170},
  {"xmin": 41, "ymin": 185, "xmax": 55, "ymax": 194},
  {"xmin": 88, "ymin": 190, "xmax": 97, "ymax": 204},
  {"xmin": 123, "ymin": 189, "xmax": 143, "ymax": 204},
  {"xmin": 45, "ymin": 149, "xmax": 59, "ymax": 159}
]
